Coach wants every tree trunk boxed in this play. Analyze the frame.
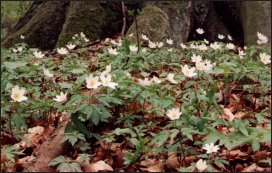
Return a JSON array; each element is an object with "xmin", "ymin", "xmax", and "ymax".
[
  {"xmin": 2, "ymin": 1, "xmax": 269, "ymax": 50},
  {"xmin": 2, "ymin": 1, "xmax": 69, "ymax": 50},
  {"xmin": 240, "ymin": 1, "xmax": 271, "ymax": 47}
]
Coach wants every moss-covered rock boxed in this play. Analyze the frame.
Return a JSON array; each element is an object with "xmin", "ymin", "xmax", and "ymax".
[
  {"xmin": 56, "ymin": 2, "xmax": 122, "ymax": 47},
  {"xmin": 240, "ymin": 1, "xmax": 271, "ymax": 47},
  {"xmin": 127, "ymin": 1, "xmax": 193, "ymax": 47},
  {"xmin": 126, "ymin": 5, "xmax": 170, "ymax": 43},
  {"xmin": 2, "ymin": 1, "xmax": 69, "ymax": 50}
]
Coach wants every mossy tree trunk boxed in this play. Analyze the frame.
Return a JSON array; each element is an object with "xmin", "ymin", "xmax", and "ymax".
[{"xmin": 2, "ymin": 1, "xmax": 269, "ymax": 50}]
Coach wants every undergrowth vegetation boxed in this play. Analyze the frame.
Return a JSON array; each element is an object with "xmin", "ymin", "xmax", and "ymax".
[{"xmin": 1, "ymin": 31, "xmax": 271, "ymax": 172}]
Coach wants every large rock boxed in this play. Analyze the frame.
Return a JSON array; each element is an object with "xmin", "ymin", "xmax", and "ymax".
[
  {"xmin": 56, "ymin": 2, "xmax": 123, "ymax": 47},
  {"xmin": 126, "ymin": 1, "xmax": 190, "ymax": 47},
  {"xmin": 2, "ymin": 1, "xmax": 123, "ymax": 50},
  {"xmin": 2, "ymin": 1, "xmax": 69, "ymax": 50},
  {"xmin": 240, "ymin": 1, "xmax": 271, "ymax": 47}
]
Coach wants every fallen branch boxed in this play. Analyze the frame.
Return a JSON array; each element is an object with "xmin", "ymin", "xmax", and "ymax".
[{"xmin": 23, "ymin": 119, "xmax": 69, "ymax": 172}]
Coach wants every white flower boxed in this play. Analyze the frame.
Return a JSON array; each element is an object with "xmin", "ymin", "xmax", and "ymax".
[
  {"xmin": 17, "ymin": 47, "xmax": 23, "ymax": 52},
  {"xmin": 204, "ymin": 39, "xmax": 209, "ymax": 44},
  {"xmin": 53, "ymin": 92, "xmax": 67, "ymax": 103},
  {"xmin": 259, "ymin": 53, "xmax": 271, "ymax": 64},
  {"xmin": 196, "ymin": 28, "xmax": 204, "ymax": 34},
  {"xmin": 84, "ymin": 38, "xmax": 89, "ymax": 42},
  {"xmin": 181, "ymin": 65, "xmax": 197, "ymax": 77},
  {"xmin": 11, "ymin": 85, "xmax": 27, "ymax": 102},
  {"xmin": 80, "ymin": 32, "xmax": 86, "ymax": 38},
  {"xmin": 152, "ymin": 76, "xmax": 161, "ymax": 84},
  {"xmin": 202, "ymin": 143, "xmax": 220, "ymax": 154},
  {"xmin": 111, "ymin": 39, "xmax": 122, "ymax": 47},
  {"xmin": 13, "ymin": 48, "xmax": 18, "ymax": 53},
  {"xmin": 128, "ymin": 33, "xmax": 134, "ymax": 37},
  {"xmin": 43, "ymin": 69, "xmax": 54, "ymax": 78},
  {"xmin": 101, "ymin": 64, "xmax": 112, "ymax": 76},
  {"xmin": 57, "ymin": 47, "xmax": 68, "ymax": 55},
  {"xmin": 203, "ymin": 60, "xmax": 214, "ymax": 71},
  {"xmin": 33, "ymin": 51, "xmax": 45, "ymax": 59},
  {"xmin": 166, "ymin": 73, "xmax": 178, "ymax": 84},
  {"xmin": 257, "ymin": 31, "xmax": 268, "ymax": 44},
  {"xmin": 85, "ymin": 75, "xmax": 101, "ymax": 89},
  {"xmin": 156, "ymin": 42, "xmax": 164, "ymax": 48},
  {"xmin": 66, "ymin": 44, "xmax": 76, "ymax": 50},
  {"xmin": 196, "ymin": 60, "xmax": 214, "ymax": 72},
  {"xmin": 100, "ymin": 74, "xmax": 118, "ymax": 89},
  {"xmin": 148, "ymin": 41, "xmax": 164, "ymax": 49},
  {"xmin": 191, "ymin": 54, "xmax": 202, "ymax": 63},
  {"xmin": 20, "ymin": 35, "xmax": 25, "ymax": 39},
  {"xmin": 141, "ymin": 34, "xmax": 149, "ymax": 41},
  {"xmin": 226, "ymin": 43, "xmax": 235, "ymax": 50},
  {"xmin": 168, "ymin": 48, "xmax": 173, "ymax": 52},
  {"xmin": 190, "ymin": 43, "xmax": 197, "ymax": 49},
  {"xmin": 148, "ymin": 41, "xmax": 157, "ymax": 49},
  {"xmin": 238, "ymin": 50, "xmax": 246, "ymax": 59},
  {"xmin": 197, "ymin": 44, "xmax": 208, "ymax": 51},
  {"xmin": 210, "ymin": 42, "xmax": 221, "ymax": 50},
  {"xmin": 196, "ymin": 159, "xmax": 208, "ymax": 172},
  {"xmin": 138, "ymin": 78, "xmax": 153, "ymax": 86},
  {"xmin": 227, "ymin": 35, "xmax": 233, "ymax": 41},
  {"xmin": 108, "ymin": 47, "xmax": 118, "ymax": 55},
  {"xmin": 166, "ymin": 108, "xmax": 182, "ymax": 120},
  {"xmin": 166, "ymin": 39, "xmax": 173, "ymax": 45},
  {"xmin": 195, "ymin": 61, "xmax": 206, "ymax": 71},
  {"xmin": 218, "ymin": 34, "xmax": 225, "ymax": 40},
  {"xmin": 129, "ymin": 45, "xmax": 138, "ymax": 52},
  {"xmin": 180, "ymin": 43, "xmax": 187, "ymax": 49}
]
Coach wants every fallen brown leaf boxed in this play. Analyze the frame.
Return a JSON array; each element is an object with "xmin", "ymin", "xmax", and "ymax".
[
  {"xmin": 241, "ymin": 163, "xmax": 265, "ymax": 172},
  {"xmin": 83, "ymin": 160, "xmax": 114, "ymax": 172},
  {"xmin": 142, "ymin": 163, "xmax": 165, "ymax": 172}
]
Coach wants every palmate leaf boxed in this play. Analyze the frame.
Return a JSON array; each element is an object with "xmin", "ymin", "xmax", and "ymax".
[
  {"xmin": 150, "ymin": 131, "xmax": 170, "ymax": 147},
  {"xmin": 48, "ymin": 156, "xmax": 66, "ymax": 166},
  {"xmin": 1, "ymin": 146, "xmax": 23, "ymax": 162},
  {"xmin": 61, "ymin": 131, "xmax": 86, "ymax": 146},
  {"xmin": 3, "ymin": 61, "xmax": 28, "ymax": 70}
]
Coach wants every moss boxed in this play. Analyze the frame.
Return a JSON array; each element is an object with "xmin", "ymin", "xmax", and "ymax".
[
  {"xmin": 126, "ymin": 6, "xmax": 170, "ymax": 42},
  {"xmin": 2, "ymin": 1, "xmax": 68, "ymax": 50},
  {"xmin": 56, "ymin": 1, "xmax": 122, "ymax": 47}
]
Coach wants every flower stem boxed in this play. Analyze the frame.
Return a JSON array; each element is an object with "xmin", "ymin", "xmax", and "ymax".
[{"xmin": 9, "ymin": 101, "xmax": 15, "ymax": 140}]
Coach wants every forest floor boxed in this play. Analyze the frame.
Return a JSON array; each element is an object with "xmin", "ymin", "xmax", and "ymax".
[{"xmin": 1, "ymin": 33, "xmax": 271, "ymax": 172}]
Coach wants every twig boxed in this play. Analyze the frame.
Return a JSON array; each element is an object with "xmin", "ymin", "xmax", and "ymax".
[
  {"xmin": 121, "ymin": 1, "xmax": 126, "ymax": 39},
  {"xmin": 184, "ymin": 1, "xmax": 193, "ymax": 43},
  {"xmin": 134, "ymin": 10, "xmax": 140, "ymax": 54}
]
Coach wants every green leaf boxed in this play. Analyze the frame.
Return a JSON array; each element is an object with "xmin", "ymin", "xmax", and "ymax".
[
  {"xmin": 252, "ymin": 140, "xmax": 260, "ymax": 152},
  {"xmin": 150, "ymin": 131, "xmax": 170, "ymax": 147},
  {"xmin": 238, "ymin": 126, "xmax": 249, "ymax": 136},
  {"xmin": 3, "ymin": 61, "xmax": 27, "ymax": 70},
  {"xmin": 71, "ymin": 68, "xmax": 85, "ymax": 74},
  {"xmin": 59, "ymin": 82, "xmax": 73, "ymax": 89},
  {"xmin": 48, "ymin": 156, "xmax": 66, "ymax": 166}
]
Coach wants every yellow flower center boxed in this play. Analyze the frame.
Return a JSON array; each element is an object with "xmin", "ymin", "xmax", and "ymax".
[
  {"xmin": 172, "ymin": 113, "xmax": 177, "ymax": 119},
  {"xmin": 14, "ymin": 93, "xmax": 21, "ymax": 100},
  {"xmin": 89, "ymin": 80, "xmax": 95, "ymax": 87}
]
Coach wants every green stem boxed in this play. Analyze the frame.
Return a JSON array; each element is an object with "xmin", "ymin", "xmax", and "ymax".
[{"xmin": 9, "ymin": 101, "xmax": 15, "ymax": 139}]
